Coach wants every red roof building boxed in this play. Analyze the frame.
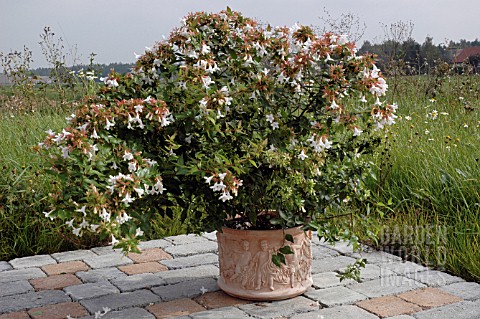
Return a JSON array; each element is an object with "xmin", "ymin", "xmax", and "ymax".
[{"xmin": 454, "ymin": 46, "xmax": 480, "ymax": 63}]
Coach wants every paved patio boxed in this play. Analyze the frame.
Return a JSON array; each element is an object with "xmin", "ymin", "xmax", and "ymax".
[{"xmin": 1, "ymin": 232, "xmax": 479, "ymax": 319}]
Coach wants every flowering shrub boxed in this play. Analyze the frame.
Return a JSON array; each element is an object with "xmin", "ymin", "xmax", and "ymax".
[{"xmin": 38, "ymin": 9, "xmax": 397, "ymax": 253}]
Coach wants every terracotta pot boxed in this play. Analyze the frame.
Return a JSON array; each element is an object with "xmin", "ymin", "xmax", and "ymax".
[{"xmin": 216, "ymin": 226, "xmax": 313, "ymax": 301}]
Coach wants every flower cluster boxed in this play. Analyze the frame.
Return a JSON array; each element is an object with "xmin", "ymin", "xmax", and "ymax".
[{"xmin": 40, "ymin": 9, "xmax": 397, "ymax": 252}]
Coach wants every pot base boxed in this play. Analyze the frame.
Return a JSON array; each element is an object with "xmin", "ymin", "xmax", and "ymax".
[{"xmin": 216, "ymin": 227, "xmax": 313, "ymax": 301}]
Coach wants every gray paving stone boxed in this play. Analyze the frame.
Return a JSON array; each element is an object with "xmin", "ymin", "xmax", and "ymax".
[
  {"xmin": 0, "ymin": 290, "xmax": 71, "ymax": 313},
  {"xmin": 64, "ymin": 281, "xmax": 120, "ymax": 301},
  {"xmin": 338, "ymin": 263, "xmax": 396, "ymax": 282},
  {"xmin": 151, "ymin": 277, "xmax": 219, "ymax": 301},
  {"xmin": 0, "ymin": 267, "xmax": 46, "ymax": 283},
  {"xmin": 138, "ymin": 239, "xmax": 172, "ymax": 250},
  {"xmin": 238, "ymin": 296, "xmax": 319, "ymax": 318},
  {"xmin": 312, "ymin": 271, "xmax": 355, "ymax": 288},
  {"xmin": 324, "ymin": 240, "xmax": 359, "ymax": 255},
  {"xmin": 290, "ymin": 305, "xmax": 379, "ymax": 319},
  {"xmin": 201, "ymin": 231, "xmax": 218, "ymax": 242},
  {"xmin": 79, "ymin": 307, "xmax": 155, "ymax": 319},
  {"xmin": 311, "ymin": 245, "xmax": 340, "ymax": 259},
  {"xmin": 83, "ymin": 253, "xmax": 133, "ymax": 269},
  {"xmin": 380, "ymin": 261, "xmax": 429, "ymax": 275},
  {"xmin": 310, "ymin": 255, "xmax": 357, "ymax": 274},
  {"xmin": 8, "ymin": 254, "xmax": 57, "ymax": 269},
  {"xmin": 110, "ymin": 273, "xmax": 166, "ymax": 292},
  {"xmin": 51, "ymin": 249, "xmax": 97, "ymax": 262},
  {"xmin": 440, "ymin": 281, "xmax": 480, "ymax": 300},
  {"xmin": 80, "ymin": 289, "xmax": 160, "ymax": 313},
  {"xmin": 357, "ymin": 249, "xmax": 403, "ymax": 264},
  {"xmin": 388, "ymin": 316, "xmax": 416, "ymax": 319},
  {"xmin": 405, "ymin": 270, "xmax": 465, "ymax": 287},
  {"xmin": 0, "ymin": 280, "xmax": 33, "ymax": 297},
  {"xmin": 189, "ymin": 306, "xmax": 251, "ymax": 319},
  {"xmin": 164, "ymin": 234, "xmax": 211, "ymax": 245},
  {"xmin": 414, "ymin": 299, "xmax": 480, "ymax": 319},
  {"xmin": 90, "ymin": 246, "xmax": 123, "ymax": 255},
  {"xmin": 157, "ymin": 264, "xmax": 219, "ymax": 285},
  {"xmin": 348, "ymin": 275, "xmax": 425, "ymax": 298},
  {"xmin": 164, "ymin": 241, "xmax": 218, "ymax": 257},
  {"xmin": 0, "ymin": 262, "xmax": 12, "ymax": 272},
  {"xmin": 160, "ymin": 253, "xmax": 218, "ymax": 270},
  {"xmin": 304, "ymin": 286, "xmax": 368, "ymax": 306},
  {"xmin": 75, "ymin": 267, "xmax": 127, "ymax": 283}
]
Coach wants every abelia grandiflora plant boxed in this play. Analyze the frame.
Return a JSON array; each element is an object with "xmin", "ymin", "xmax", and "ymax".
[{"xmin": 39, "ymin": 9, "xmax": 397, "ymax": 253}]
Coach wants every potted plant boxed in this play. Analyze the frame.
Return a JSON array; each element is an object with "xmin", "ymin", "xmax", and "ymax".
[{"xmin": 38, "ymin": 8, "xmax": 396, "ymax": 300}]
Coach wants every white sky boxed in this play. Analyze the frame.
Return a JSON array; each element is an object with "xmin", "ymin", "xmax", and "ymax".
[{"xmin": 1, "ymin": 0, "xmax": 479, "ymax": 68}]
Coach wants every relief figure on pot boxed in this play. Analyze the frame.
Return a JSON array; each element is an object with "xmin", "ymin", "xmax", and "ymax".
[
  {"xmin": 251, "ymin": 239, "xmax": 277, "ymax": 291},
  {"xmin": 230, "ymin": 240, "xmax": 252, "ymax": 288}
]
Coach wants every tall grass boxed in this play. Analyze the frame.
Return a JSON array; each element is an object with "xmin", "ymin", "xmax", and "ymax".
[{"xmin": 366, "ymin": 75, "xmax": 480, "ymax": 282}]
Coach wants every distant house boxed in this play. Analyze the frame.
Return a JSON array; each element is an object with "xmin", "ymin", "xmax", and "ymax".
[{"xmin": 453, "ymin": 46, "xmax": 480, "ymax": 70}]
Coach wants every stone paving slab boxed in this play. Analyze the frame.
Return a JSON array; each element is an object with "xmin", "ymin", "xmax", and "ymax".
[
  {"xmin": 0, "ymin": 280, "xmax": 33, "ymax": 297},
  {"xmin": 290, "ymin": 304, "xmax": 379, "ymax": 319},
  {"xmin": 79, "ymin": 289, "xmax": 160, "ymax": 314},
  {"xmin": 160, "ymin": 253, "xmax": 218, "ymax": 270},
  {"xmin": 238, "ymin": 296, "xmax": 319, "ymax": 318},
  {"xmin": 157, "ymin": 264, "xmax": 219, "ymax": 285},
  {"xmin": 79, "ymin": 307, "xmax": 155, "ymax": 319},
  {"xmin": 75, "ymin": 267, "xmax": 127, "ymax": 283},
  {"xmin": 110, "ymin": 273, "xmax": 166, "ymax": 292},
  {"xmin": 349, "ymin": 275, "xmax": 426, "ymax": 298},
  {"xmin": 1, "ymin": 236, "xmax": 479, "ymax": 318},
  {"xmin": 64, "ymin": 281, "xmax": 120, "ymax": 301},
  {"xmin": 163, "ymin": 241, "xmax": 218, "ymax": 257},
  {"xmin": 151, "ymin": 277, "xmax": 219, "ymax": 301},
  {"xmin": 405, "ymin": 270, "xmax": 464, "ymax": 287},
  {"xmin": 51, "ymin": 250, "xmax": 97, "ymax": 263},
  {"xmin": 0, "ymin": 268, "xmax": 46, "ymax": 283},
  {"xmin": 0, "ymin": 290, "xmax": 71, "ymax": 314},
  {"xmin": 8, "ymin": 255, "xmax": 57, "ymax": 269},
  {"xmin": 304, "ymin": 286, "xmax": 368, "ymax": 306},
  {"xmin": 0, "ymin": 262, "xmax": 12, "ymax": 272},
  {"xmin": 189, "ymin": 306, "xmax": 252, "ymax": 319}
]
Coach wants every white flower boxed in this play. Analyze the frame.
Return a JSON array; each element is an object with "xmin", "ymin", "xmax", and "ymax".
[
  {"xmin": 323, "ymin": 138, "xmax": 333, "ymax": 149},
  {"xmin": 123, "ymin": 151, "xmax": 134, "ymax": 161},
  {"xmin": 90, "ymin": 224, "xmax": 100, "ymax": 232},
  {"xmin": 73, "ymin": 227, "xmax": 82, "ymax": 237},
  {"xmin": 330, "ymin": 100, "xmax": 339, "ymax": 110},
  {"xmin": 100, "ymin": 208, "xmax": 111, "ymax": 222},
  {"xmin": 201, "ymin": 76, "xmax": 214, "ymax": 90},
  {"xmin": 185, "ymin": 135, "xmax": 192, "ymax": 144},
  {"xmin": 134, "ymin": 187, "xmax": 145, "ymax": 197},
  {"xmin": 111, "ymin": 235, "xmax": 119, "ymax": 246},
  {"xmin": 91, "ymin": 128, "xmax": 99, "ymax": 139},
  {"xmin": 219, "ymin": 172, "xmax": 227, "ymax": 180},
  {"xmin": 43, "ymin": 210, "xmax": 55, "ymax": 220},
  {"xmin": 201, "ymin": 44, "xmax": 211, "ymax": 55},
  {"xmin": 80, "ymin": 219, "xmax": 89, "ymax": 229},
  {"xmin": 122, "ymin": 192, "xmax": 135, "ymax": 204},
  {"xmin": 353, "ymin": 127, "xmax": 363, "ymax": 137},
  {"xmin": 271, "ymin": 122, "xmax": 279, "ymax": 130},
  {"xmin": 105, "ymin": 118, "xmax": 115, "ymax": 130},
  {"xmin": 134, "ymin": 104, "xmax": 144, "ymax": 113},
  {"xmin": 65, "ymin": 218, "xmax": 74, "ymax": 228},
  {"xmin": 75, "ymin": 206, "xmax": 87, "ymax": 216},
  {"xmin": 210, "ymin": 181, "xmax": 226, "ymax": 192},
  {"xmin": 204, "ymin": 175, "xmax": 214, "ymax": 184},
  {"xmin": 128, "ymin": 161, "xmax": 137, "ymax": 172},
  {"xmin": 200, "ymin": 286, "xmax": 209, "ymax": 294},
  {"xmin": 61, "ymin": 146, "xmax": 70, "ymax": 159},
  {"xmin": 297, "ymin": 150, "xmax": 308, "ymax": 161},
  {"xmin": 135, "ymin": 228, "xmax": 144, "ymax": 237},
  {"xmin": 219, "ymin": 191, "xmax": 233, "ymax": 202},
  {"xmin": 324, "ymin": 53, "xmax": 334, "ymax": 63},
  {"xmin": 359, "ymin": 95, "xmax": 367, "ymax": 103},
  {"xmin": 266, "ymin": 114, "xmax": 274, "ymax": 123}
]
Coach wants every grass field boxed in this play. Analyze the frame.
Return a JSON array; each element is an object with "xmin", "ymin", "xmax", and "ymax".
[{"xmin": 0, "ymin": 75, "xmax": 479, "ymax": 282}]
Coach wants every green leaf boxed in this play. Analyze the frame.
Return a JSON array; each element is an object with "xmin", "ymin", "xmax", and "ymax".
[
  {"xmin": 285, "ymin": 234, "xmax": 294, "ymax": 243},
  {"xmin": 279, "ymin": 245, "xmax": 294, "ymax": 255}
]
